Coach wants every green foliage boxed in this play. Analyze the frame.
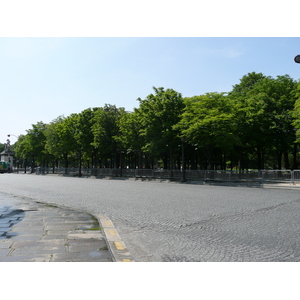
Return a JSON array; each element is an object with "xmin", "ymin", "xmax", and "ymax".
[
  {"xmin": 178, "ymin": 92, "xmax": 240, "ymax": 149},
  {"xmin": 231, "ymin": 73, "xmax": 298, "ymax": 169},
  {"xmin": 91, "ymin": 104, "xmax": 126, "ymax": 167},
  {"xmin": 230, "ymin": 72, "xmax": 266, "ymax": 96},
  {"xmin": 14, "ymin": 134, "xmax": 31, "ymax": 161},
  {"xmin": 44, "ymin": 116, "xmax": 66, "ymax": 159},
  {"xmin": 76, "ymin": 108, "xmax": 100, "ymax": 161},
  {"xmin": 11, "ymin": 73, "xmax": 300, "ymax": 171},
  {"xmin": 137, "ymin": 87, "xmax": 184, "ymax": 167},
  {"xmin": 117, "ymin": 109, "xmax": 145, "ymax": 152},
  {"xmin": 0, "ymin": 143, "xmax": 5, "ymax": 153},
  {"xmin": 292, "ymin": 81, "xmax": 300, "ymax": 143},
  {"xmin": 175, "ymin": 92, "xmax": 240, "ymax": 169}
]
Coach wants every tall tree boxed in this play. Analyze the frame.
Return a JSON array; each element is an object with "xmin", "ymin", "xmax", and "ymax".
[
  {"xmin": 92, "ymin": 104, "xmax": 126, "ymax": 168},
  {"xmin": 137, "ymin": 87, "xmax": 184, "ymax": 169},
  {"xmin": 230, "ymin": 73, "xmax": 297, "ymax": 169},
  {"xmin": 76, "ymin": 108, "xmax": 100, "ymax": 168},
  {"xmin": 27, "ymin": 121, "xmax": 48, "ymax": 169},
  {"xmin": 45, "ymin": 114, "xmax": 79, "ymax": 170},
  {"xmin": 44, "ymin": 116, "xmax": 66, "ymax": 164},
  {"xmin": 116, "ymin": 109, "xmax": 146, "ymax": 168},
  {"xmin": 14, "ymin": 134, "xmax": 32, "ymax": 171},
  {"xmin": 292, "ymin": 80, "xmax": 300, "ymax": 168},
  {"xmin": 176, "ymin": 92, "xmax": 240, "ymax": 170},
  {"xmin": 257, "ymin": 75, "xmax": 297, "ymax": 169},
  {"xmin": 229, "ymin": 72, "xmax": 269, "ymax": 169}
]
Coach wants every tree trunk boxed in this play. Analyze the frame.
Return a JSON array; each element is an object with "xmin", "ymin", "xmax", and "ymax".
[
  {"xmin": 64, "ymin": 153, "xmax": 69, "ymax": 174},
  {"xmin": 293, "ymin": 143, "xmax": 298, "ymax": 169},
  {"xmin": 284, "ymin": 152, "xmax": 290, "ymax": 169},
  {"xmin": 257, "ymin": 145, "xmax": 262, "ymax": 170},
  {"xmin": 277, "ymin": 151, "xmax": 282, "ymax": 170}
]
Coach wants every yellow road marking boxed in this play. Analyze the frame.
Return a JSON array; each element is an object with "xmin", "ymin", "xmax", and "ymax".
[
  {"xmin": 114, "ymin": 241, "xmax": 124, "ymax": 250},
  {"xmin": 108, "ymin": 229, "xmax": 116, "ymax": 236},
  {"xmin": 122, "ymin": 259, "xmax": 131, "ymax": 262},
  {"xmin": 105, "ymin": 220, "xmax": 112, "ymax": 226}
]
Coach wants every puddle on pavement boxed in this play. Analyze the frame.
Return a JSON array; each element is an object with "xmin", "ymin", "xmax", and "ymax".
[
  {"xmin": 89, "ymin": 251, "xmax": 102, "ymax": 258},
  {"xmin": 0, "ymin": 206, "xmax": 25, "ymax": 238}
]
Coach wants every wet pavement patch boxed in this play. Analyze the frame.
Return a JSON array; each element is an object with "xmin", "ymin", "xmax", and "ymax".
[
  {"xmin": 0, "ymin": 196, "xmax": 113, "ymax": 262},
  {"xmin": 0, "ymin": 207, "xmax": 25, "ymax": 239}
]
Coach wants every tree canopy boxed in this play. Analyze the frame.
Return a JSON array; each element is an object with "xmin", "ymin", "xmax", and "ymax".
[{"xmin": 11, "ymin": 74, "xmax": 300, "ymax": 171}]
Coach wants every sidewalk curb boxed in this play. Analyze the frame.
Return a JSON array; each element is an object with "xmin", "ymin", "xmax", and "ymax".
[
  {"xmin": 3, "ymin": 191, "xmax": 134, "ymax": 262},
  {"xmin": 261, "ymin": 184, "xmax": 300, "ymax": 190},
  {"xmin": 96, "ymin": 214, "xmax": 134, "ymax": 262}
]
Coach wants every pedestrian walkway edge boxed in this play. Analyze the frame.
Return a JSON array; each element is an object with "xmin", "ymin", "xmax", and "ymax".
[{"xmin": 96, "ymin": 214, "xmax": 134, "ymax": 262}]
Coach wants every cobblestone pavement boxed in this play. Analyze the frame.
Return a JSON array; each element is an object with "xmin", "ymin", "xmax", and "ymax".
[
  {"xmin": 0, "ymin": 194, "xmax": 112, "ymax": 262},
  {"xmin": 1, "ymin": 174, "xmax": 300, "ymax": 262}
]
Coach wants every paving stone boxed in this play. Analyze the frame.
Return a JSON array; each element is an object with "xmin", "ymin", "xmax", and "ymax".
[
  {"xmin": 0, "ymin": 248, "xmax": 11, "ymax": 256},
  {"xmin": 67, "ymin": 232, "xmax": 103, "ymax": 239},
  {"xmin": 11, "ymin": 247, "xmax": 67, "ymax": 256},
  {"xmin": 0, "ymin": 255, "xmax": 52, "ymax": 262},
  {"xmin": 67, "ymin": 239, "xmax": 107, "ymax": 253},
  {"xmin": 12, "ymin": 239, "xmax": 66, "ymax": 248},
  {"xmin": 44, "ymin": 225, "xmax": 80, "ymax": 231},
  {"xmin": 41, "ymin": 233, "xmax": 69, "ymax": 240},
  {"xmin": 0, "ymin": 218, "xmax": 9, "ymax": 226},
  {"xmin": 9, "ymin": 235, "xmax": 45, "ymax": 242},
  {"xmin": 6, "ymin": 232, "xmax": 18, "ymax": 237},
  {"xmin": 0, "ymin": 195, "xmax": 113, "ymax": 262},
  {"xmin": 51, "ymin": 251, "xmax": 112, "ymax": 262},
  {"xmin": 19, "ymin": 256, "xmax": 52, "ymax": 262},
  {"xmin": 10, "ymin": 226, "xmax": 45, "ymax": 233},
  {"xmin": 0, "ymin": 240, "xmax": 11, "ymax": 249},
  {"xmin": 21, "ymin": 222, "xmax": 45, "ymax": 227}
]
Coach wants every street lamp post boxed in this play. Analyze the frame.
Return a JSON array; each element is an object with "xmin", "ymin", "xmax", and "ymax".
[
  {"xmin": 31, "ymin": 153, "xmax": 35, "ymax": 174},
  {"xmin": 294, "ymin": 55, "xmax": 300, "ymax": 63},
  {"xmin": 119, "ymin": 149, "xmax": 125, "ymax": 177},
  {"xmin": 78, "ymin": 147, "xmax": 82, "ymax": 177},
  {"xmin": 181, "ymin": 137, "xmax": 186, "ymax": 182}
]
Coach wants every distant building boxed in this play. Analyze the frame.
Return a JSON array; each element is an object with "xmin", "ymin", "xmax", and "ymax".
[{"xmin": 0, "ymin": 139, "xmax": 14, "ymax": 167}]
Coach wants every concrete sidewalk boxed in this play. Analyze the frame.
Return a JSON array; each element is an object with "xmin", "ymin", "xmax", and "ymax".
[{"xmin": 0, "ymin": 194, "xmax": 114, "ymax": 262}]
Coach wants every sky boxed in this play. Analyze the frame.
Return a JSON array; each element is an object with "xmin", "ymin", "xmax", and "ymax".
[
  {"xmin": 1, "ymin": 37, "xmax": 300, "ymax": 145},
  {"xmin": 0, "ymin": 0, "xmax": 299, "ymax": 148}
]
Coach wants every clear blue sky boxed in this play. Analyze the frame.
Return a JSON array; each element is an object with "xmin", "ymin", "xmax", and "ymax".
[{"xmin": 1, "ymin": 37, "xmax": 300, "ymax": 144}]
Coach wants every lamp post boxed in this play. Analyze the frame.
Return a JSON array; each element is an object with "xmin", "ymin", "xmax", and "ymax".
[
  {"xmin": 6, "ymin": 138, "xmax": 11, "ymax": 172},
  {"xmin": 31, "ymin": 152, "xmax": 35, "ymax": 174},
  {"xmin": 294, "ymin": 55, "xmax": 300, "ymax": 63},
  {"xmin": 119, "ymin": 149, "xmax": 125, "ymax": 177},
  {"xmin": 181, "ymin": 137, "xmax": 186, "ymax": 182},
  {"xmin": 78, "ymin": 147, "xmax": 82, "ymax": 177}
]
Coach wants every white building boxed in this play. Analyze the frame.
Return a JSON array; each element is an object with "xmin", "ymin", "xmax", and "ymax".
[{"xmin": 1, "ymin": 139, "xmax": 14, "ymax": 166}]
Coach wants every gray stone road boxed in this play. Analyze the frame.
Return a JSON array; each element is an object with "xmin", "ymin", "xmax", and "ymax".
[
  {"xmin": 0, "ymin": 193, "xmax": 112, "ymax": 262},
  {"xmin": 1, "ymin": 174, "xmax": 300, "ymax": 261}
]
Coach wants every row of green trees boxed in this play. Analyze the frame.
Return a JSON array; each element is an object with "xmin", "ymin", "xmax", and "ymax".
[{"xmin": 12, "ymin": 72, "xmax": 300, "ymax": 171}]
